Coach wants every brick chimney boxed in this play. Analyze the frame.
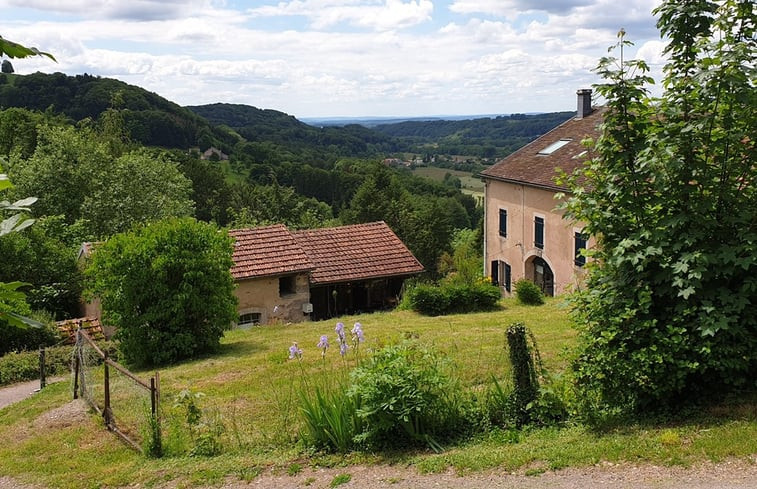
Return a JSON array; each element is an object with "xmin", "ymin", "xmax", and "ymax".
[{"xmin": 576, "ymin": 88, "xmax": 593, "ymax": 119}]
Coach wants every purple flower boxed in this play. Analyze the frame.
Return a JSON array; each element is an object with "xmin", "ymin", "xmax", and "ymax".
[
  {"xmin": 317, "ymin": 334, "xmax": 329, "ymax": 359},
  {"xmin": 335, "ymin": 322, "xmax": 346, "ymax": 341},
  {"xmin": 339, "ymin": 341, "xmax": 349, "ymax": 356},
  {"xmin": 351, "ymin": 322, "xmax": 364, "ymax": 343},
  {"xmin": 288, "ymin": 342, "xmax": 303, "ymax": 360}
]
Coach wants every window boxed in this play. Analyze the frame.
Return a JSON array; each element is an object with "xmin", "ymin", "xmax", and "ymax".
[
  {"xmin": 491, "ymin": 260, "xmax": 512, "ymax": 292},
  {"xmin": 498, "ymin": 208, "xmax": 507, "ymax": 237},
  {"xmin": 238, "ymin": 312, "xmax": 261, "ymax": 328},
  {"xmin": 279, "ymin": 275, "xmax": 296, "ymax": 296},
  {"xmin": 538, "ymin": 139, "xmax": 571, "ymax": 155},
  {"xmin": 575, "ymin": 231, "xmax": 588, "ymax": 267},
  {"xmin": 534, "ymin": 216, "xmax": 544, "ymax": 249}
]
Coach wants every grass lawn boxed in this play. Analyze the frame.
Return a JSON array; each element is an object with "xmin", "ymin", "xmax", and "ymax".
[{"xmin": 0, "ymin": 298, "xmax": 755, "ymax": 488}]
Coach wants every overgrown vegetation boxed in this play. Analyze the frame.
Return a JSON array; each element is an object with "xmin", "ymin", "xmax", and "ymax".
[
  {"xmin": 562, "ymin": 0, "xmax": 757, "ymax": 414},
  {"xmin": 85, "ymin": 218, "xmax": 238, "ymax": 366}
]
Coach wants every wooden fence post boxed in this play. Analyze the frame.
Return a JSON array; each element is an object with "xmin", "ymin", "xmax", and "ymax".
[
  {"xmin": 103, "ymin": 352, "xmax": 112, "ymax": 427},
  {"xmin": 39, "ymin": 347, "xmax": 46, "ymax": 390},
  {"xmin": 73, "ymin": 331, "xmax": 80, "ymax": 400}
]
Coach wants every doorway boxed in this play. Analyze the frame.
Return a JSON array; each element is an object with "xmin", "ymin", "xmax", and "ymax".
[{"xmin": 531, "ymin": 256, "xmax": 554, "ymax": 296}]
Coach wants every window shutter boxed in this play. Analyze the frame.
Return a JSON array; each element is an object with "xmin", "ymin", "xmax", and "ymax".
[
  {"xmin": 534, "ymin": 216, "xmax": 544, "ymax": 249},
  {"xmin": 499, "ymin": 209, "xmax": 507, "ymax": 237},
  {"xmin": 504, "ymin": 262, "xmax": 512, "ymax": 292}
]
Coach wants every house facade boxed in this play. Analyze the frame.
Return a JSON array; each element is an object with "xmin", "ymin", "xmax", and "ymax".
[
  {"xmin": 480, "ymin": 90, "xmax": 601, "ymax": 296},
  {"xmin": 229, "ymin": 224, "xmax": 315, "ymax": 326}
]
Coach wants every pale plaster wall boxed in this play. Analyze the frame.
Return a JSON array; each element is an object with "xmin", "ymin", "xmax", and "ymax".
[
  {"xmin": 234, "ymin": 272, "xmax": 311, "ymax": 325},
  {"xmin": 485, "ymin": 180, "xmax": 590, "ymax": 295}
]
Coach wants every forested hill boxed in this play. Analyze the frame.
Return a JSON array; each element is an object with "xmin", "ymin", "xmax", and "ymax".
[
  {"xmin": 0, "ymin": 72, "xmax": 238, "ymax": 151},
  {"xmin": 372, "ymin": 111, "xmax": 575, "ymax": 158},
  {"xmin": 187, "ymin": 103, "xmax": 400, "ymax": 157}
]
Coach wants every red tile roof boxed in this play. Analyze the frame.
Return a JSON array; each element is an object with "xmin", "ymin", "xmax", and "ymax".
[
  {"xmin": 480, "ymin": 107, "xmax": 605, "ymax": 191},
  {"xmin": 57, "ymin": 317, "xmax": 105, "ymax": 345},
  {"xmin": 229, "ymin": 224, "xmax": 314, "ymax": 280},
  {"xmin": 293, "ymin": 221, "xmax": 424, "ymax": 285}
]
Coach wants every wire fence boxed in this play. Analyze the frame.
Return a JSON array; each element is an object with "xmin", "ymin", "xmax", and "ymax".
[{"xmin": 73, "ymin": 330, "xmax": 161, "ymax": 454}]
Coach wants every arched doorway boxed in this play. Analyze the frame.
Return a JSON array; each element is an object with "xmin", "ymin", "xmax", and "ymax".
[{"xmin": 530, "ymin": 256, "xmax": 554, "ymax": 296}]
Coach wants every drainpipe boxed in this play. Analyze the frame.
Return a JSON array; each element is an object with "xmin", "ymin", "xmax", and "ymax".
[{"xmin": 482, "ymin": 179, "xmax": 488, "ymax": 278}]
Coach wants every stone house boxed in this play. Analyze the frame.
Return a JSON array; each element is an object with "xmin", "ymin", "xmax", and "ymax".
[
  {"xmin": 480, "ymin": 89, "xmax": 601, "ymax": 296},
  {"xmin": 230, "ymin": 221, "xmax": 424, "ymax": 325}
]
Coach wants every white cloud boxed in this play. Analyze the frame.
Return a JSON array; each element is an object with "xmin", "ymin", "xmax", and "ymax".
[
  {"xmin": 2, "ymin": 0, "xmax": 227, "ymax": 20},
  {"xmin": 449, "ymin": 0, "xmax": 593, "ymax": 17},
  {"xmin": 248, "ymin": 0, "xmax": 433, "ymax": 31},
  {"xmin": 2, "ymin": 0, "xmax": 665, "ymax": 116}
]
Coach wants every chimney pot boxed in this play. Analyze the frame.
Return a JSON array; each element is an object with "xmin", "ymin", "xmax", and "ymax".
[{"xmin": 576, "ymin": 88, "xmax": 593, "ymax": 119}]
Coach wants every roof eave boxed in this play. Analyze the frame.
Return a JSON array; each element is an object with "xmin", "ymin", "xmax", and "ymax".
[
  {"xmin": 481, "ymin": 173, "xmax": 571, "ymax": 194},
  {"xmin": 309, "ymin": 269, "xmax": 425, "ymax": 286}
]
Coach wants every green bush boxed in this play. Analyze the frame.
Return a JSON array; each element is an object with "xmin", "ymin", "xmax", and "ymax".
[
  {"xmin": 0, "ymin": 345, "xmax": 72, "ymax": 386},
  {"xmin": 86, "ymin": 218, "xmax": 238, "ymax": 367},
  {"xmin": 406, "ymin": 282, "xmax": 500, "ymax": 316},
  {"xmin": 348, "ymin": 341, "xmax": 463, "ymax": 451},
  {"xmin": 514, "ymin": 279, "xmax": 544, "ymax": 305},
  {"xmin": 405, "ymin": 283, "xmax": 450, "ymax": 316}
]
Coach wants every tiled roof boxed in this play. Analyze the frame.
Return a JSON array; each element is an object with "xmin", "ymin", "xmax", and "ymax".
[
  {"xmin": 480, "ymin": 107, "xmax": 605, "ymax": 191},
  {"xmin": 57, "ymin": 317, "xmax": 105, "ymax": 345},
  {"xmin": 293, "ymin": 221, "xmax": 424, "ymax": 285},
  {"xmin": 229, "ymin": 224, "xmax": 314, "ymax": 280}
]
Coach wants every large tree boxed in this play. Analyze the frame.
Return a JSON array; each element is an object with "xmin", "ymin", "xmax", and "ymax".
[
  {"xmin": 86, "ymin": 218, "xmax": 238, "ymax": 366},
  {"xmin": 564, "ymin": 1, "xmax": 756, "ymax": 412},
  {"xmin": 9, "ymin": 125, "xmax": 193, "ymax": 239}
]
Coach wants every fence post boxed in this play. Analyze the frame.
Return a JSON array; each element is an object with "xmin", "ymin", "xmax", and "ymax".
[
  {"xmin": 73, "ymin": 330, "xmax": 80, "ymax": 400},
  {"xmin": 39, "ymin": 347, "xmax": 46, "ymax": 390},
  {"xmin": 103, "ymin": 352, "xmax": 112, "ymax": 427}
]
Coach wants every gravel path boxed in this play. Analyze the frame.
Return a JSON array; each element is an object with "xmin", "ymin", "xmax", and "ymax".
[
  {"xmin": 4, "ymin": 459, "xmax": 755, "ymax": 489},
  {"xmin": 0, "ymin": 377, "xmax": 67, "ymax": 411}
]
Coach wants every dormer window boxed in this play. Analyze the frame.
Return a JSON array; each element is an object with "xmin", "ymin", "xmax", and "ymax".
[{"xmin": 538, "ymin": 139, "xmax": 571, "ymax": 155}]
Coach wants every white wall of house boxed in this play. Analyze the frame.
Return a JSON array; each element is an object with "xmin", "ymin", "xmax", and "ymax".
[{"xmin": 484, "ymin": 179, "xmax": 589, "ymax": 295}]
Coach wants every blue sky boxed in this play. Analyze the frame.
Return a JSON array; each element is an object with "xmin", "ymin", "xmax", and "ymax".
[{"xmin": 2, "ymin": 0, "xmax": 666, "ymax": 118}]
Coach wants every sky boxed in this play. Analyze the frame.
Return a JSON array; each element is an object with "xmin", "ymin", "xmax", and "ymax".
[{"xmin": 1, "ymin": 0, "xmax": 667, "ymax": 118}]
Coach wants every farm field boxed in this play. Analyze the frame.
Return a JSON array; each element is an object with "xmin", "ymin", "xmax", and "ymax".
[
  {"xmin": 0, "ymin": 299, "xmax": 755, "ymax": 489},
  {"xmin": 412, "ymin": 166, "xmax": 485, "ymax": 194}
]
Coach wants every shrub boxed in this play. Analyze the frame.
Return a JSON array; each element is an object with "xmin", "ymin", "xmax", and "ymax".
[
  {"xmin": 406, "ymin": 282, "xmax": 500, "ymax": 316},
  {"xmin": 0, "ymin": 345, "xmax": 72, "ymax": 386},
  {"xmin": 348, "ymin": 341, "xmax": 463, "ymax": 451},
  {"xmin": 405, "ymin": 283, "xmax": 450, "ymax": 316},
  {"xmin": 86, "ymin": 218, "xmax": 238, "ymax": 367},
  {"xmin": 514, "ymin": 279, "xmax": 544, "ymax": 305}
]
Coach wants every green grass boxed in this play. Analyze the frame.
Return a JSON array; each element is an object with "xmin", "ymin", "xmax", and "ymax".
[{"xmin": 0, "ymin": 298, "xmax": 754, "ymax": 488}]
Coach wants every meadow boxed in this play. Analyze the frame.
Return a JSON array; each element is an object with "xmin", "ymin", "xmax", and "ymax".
[{"xmin": 0, "ymin": 298, "xmax": 755, "ymax": 489}]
